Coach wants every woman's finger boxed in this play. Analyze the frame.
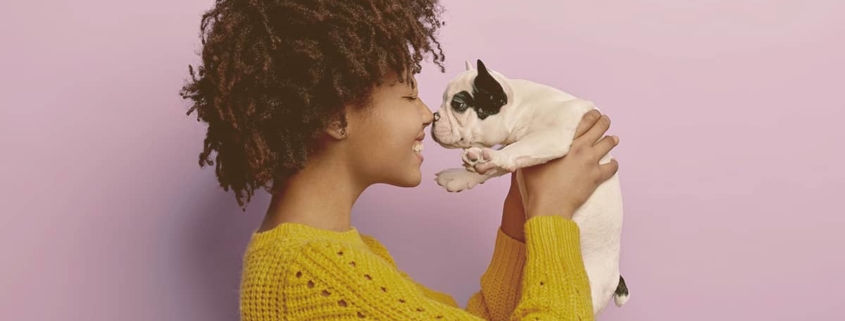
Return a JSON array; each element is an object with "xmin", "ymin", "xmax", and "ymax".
[
  {"xmin": 592, "ymin": 135, "xmax": 619, "ymax": 160},
  {"xmin": 579, "ymin": 114, "xmax": 611, "ymax": 146},
  {"xmin": 598, "ymin": 159, "xmax": 620, "ymax": 181},
  {"xmin": 573, "ymin": 109, "xmax": 602, "ymax": 138}
]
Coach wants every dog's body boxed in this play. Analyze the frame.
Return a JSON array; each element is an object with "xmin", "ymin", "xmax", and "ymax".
[{"xmin": 430, "ymin": 60, "xmax": 629, "ymax": 315}]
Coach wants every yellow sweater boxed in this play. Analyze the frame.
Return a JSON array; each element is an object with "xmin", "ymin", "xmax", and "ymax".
[{"xmin": 239, "ymin": 215, "xmax": 594, "ymax": 320}]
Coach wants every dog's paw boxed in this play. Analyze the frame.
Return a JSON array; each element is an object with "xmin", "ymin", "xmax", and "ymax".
[
  {"xmin": 461, "ymin": 147, "xmax": 485, "ymax": 173},
  {"xmin": 435, "ymin": 168, "xmax": 488, "ymax": 192},
  {"xmin": 462, "ymin": 147, "xmax": 512, "ymax": 174},
  {"xmin": 461, "ymin": 147, "xmax": 496, "ymax": 174}
]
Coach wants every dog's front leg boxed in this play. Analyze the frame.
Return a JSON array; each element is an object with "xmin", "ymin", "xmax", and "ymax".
[
  {"xmin": 467, "ymin": 127, "xmax": 577, "ymax": 174},
  {"xmin": 468, "ymin": 100, "xmax": 599, "ymax": 174},
  {"xmin": 435, "ymin": 167, "xmax": 508, "ymax": 192}
]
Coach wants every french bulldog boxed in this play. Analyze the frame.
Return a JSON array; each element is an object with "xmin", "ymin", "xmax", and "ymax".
[{"xmin": 430, "ymin": 59, "xmax": 629, "ymax": 315}]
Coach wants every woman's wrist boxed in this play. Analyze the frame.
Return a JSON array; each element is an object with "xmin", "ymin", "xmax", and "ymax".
[
  {"xmin": 501, "ymin": 191, "xmax": 526, "ymax": 242},
  {"xmin": 526, "ymin": 198, "xmax": 576, "ymax": 220}
]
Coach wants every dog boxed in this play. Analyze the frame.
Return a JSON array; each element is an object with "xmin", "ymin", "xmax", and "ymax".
[{"xmin": 430, "ymin": 59, "xmax": 629, "ymax": 315}]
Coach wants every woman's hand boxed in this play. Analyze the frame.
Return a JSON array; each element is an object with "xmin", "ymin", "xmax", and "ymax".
[{"xmin": 521, "ymin": 110, "xmax": 620, "ymax": 220}]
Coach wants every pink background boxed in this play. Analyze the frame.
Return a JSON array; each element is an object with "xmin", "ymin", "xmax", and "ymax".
[{"xmin": 2, "ymin": 0, "xmax": 844, "ymax": 320}]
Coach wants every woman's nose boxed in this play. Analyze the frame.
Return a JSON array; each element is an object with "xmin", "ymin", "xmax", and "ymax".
[{"xmin": 422, "ymin": 105, "xmax": 434, "ymax": 126}]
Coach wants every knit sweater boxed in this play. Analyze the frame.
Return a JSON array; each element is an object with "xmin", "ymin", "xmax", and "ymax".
[{"xmin": 239, "ymin": 215, "xmax": 594, "ymax": 320}]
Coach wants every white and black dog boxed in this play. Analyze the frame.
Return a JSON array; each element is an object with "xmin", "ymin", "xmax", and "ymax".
[{"xmin": 430, "ymin": 59, "xmax": 629, "ymax": 315}]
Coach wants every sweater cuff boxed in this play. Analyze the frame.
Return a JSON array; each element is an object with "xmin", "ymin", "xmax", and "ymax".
[
  {"xmin": 481, "ymin": 227, "xmax": 527, "ymax": 285},
  {"xmin": 477, "ymin": 227, "xmax": 527, "ymax": 314},
  {"xmin": 523, "ymin": 215, "xmax": 584, "ymax": 274}
]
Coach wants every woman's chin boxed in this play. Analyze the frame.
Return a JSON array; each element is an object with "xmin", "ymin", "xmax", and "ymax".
[
  {"xmin": 378, "ymin": 158, "xmax": 424, "ymax": 187},
  {"xmin": 403, "ymin": 173, "xmax": 423, "ymax": 187},
  {"xmin": 388, "ymin": 170, "xmax": 422, "ymax": 188}
]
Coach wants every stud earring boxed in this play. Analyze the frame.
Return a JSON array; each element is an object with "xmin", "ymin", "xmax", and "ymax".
[{"xmin": 340, "ymin": 128, "xmax": 347, "ymax": 137}]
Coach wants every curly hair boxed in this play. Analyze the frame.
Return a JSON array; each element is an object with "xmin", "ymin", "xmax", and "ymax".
[{"xmin": 180, "ymin": 0, "xmax": 446, "ymax": 209}]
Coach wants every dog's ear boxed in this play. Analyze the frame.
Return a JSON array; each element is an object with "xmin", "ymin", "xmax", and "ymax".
[
  {"xmin": 465, "ymin": 60, "xmax": 473, "ymax": 71},
  {"xmin": 472, "ymin": 59, "xmax": 508, "ymax": 119}
]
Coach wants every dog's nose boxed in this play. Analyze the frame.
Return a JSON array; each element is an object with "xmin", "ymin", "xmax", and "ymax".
[{"xmin": 433, "ymin": 112, "xmax": 440, "ymax": 121}]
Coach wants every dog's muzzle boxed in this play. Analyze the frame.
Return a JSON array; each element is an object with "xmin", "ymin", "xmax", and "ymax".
[
  {"xmin": 431, "ymin": 112, "xmax": 442, "ymax": 144},
  {"xmin": 430, "ymin": 111, "xmax": 465, "ymax": 148}
]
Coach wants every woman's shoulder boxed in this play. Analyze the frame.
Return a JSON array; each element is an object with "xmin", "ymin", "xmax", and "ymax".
[
  {"xmin": 358, "ymin": 234, "xmax": 399, "ymax": 267},
  {"xmin": 241, "ymin": 223, "xmax": 392, "ymax": 274}
]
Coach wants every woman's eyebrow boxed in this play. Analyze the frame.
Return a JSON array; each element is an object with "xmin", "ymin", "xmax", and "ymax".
[{"xmin": 403, "ymin": 83, "xmax": 418, "ymax": 95}]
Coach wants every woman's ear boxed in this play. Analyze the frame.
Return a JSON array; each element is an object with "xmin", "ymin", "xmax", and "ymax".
[
  {"xmin": 325, "ymin": 113, "xmax": 349, "ymax": 140},
  {"xmin": 326, "ymin": 125, "xmax": 347, "ymax": 140}
]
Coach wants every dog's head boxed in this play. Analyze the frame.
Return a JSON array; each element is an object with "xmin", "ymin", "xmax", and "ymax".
[{"xmin": 431, "ymin": 59, "xmax": 515, "ymax": 149}]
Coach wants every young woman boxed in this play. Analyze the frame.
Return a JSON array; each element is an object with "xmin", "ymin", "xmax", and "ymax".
[{"xmin": 181, "ymin": 0, "xmax": 620, "ymax": 320}]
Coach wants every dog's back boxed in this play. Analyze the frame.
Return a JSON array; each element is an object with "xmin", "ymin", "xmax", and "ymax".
[{"xmin": 576, "ymin": 167, "xmax": 627, "ymax": 313}]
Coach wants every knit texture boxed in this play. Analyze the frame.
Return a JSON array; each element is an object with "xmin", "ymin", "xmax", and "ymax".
[{"xmin": 239, "ymin": 215, "xmax": 594, "ymax": 320}]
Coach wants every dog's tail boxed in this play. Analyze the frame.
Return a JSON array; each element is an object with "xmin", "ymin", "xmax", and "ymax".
[{"xmin": 614, "ymin": 275, "xmax": 630, "ymax": 306}]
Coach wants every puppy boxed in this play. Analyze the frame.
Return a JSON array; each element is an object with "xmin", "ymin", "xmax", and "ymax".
[{"xmin": 430, "ymin": 59, "xmax": 629, "ymax": 315}]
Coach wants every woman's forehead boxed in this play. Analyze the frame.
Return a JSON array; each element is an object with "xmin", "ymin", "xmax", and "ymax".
[{"xmin": 381, "ymin": 69, "xmax": 417, "ymax": 87}]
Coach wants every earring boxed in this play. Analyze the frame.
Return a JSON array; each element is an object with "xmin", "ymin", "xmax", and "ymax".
[{"xmin": 340, "ymin": 128, "xmax": 347, "ymax": 137}]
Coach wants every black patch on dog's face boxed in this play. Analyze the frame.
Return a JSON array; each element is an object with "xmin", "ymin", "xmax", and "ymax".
[
  {"xmin": 449, "ymin": 59, "xmax": 508, "ymax": 120},
  {"xmin": 450, "ymin": 91, "xmax": 473, "ymax": 113},
  {"xmin": 471, "ymin": 59, "xmax": 507, "ymax": 119}
]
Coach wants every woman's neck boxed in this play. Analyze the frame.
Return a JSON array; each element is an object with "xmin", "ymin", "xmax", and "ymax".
[{"xmin": 259, "ymin": 151, "xmax": 366, "ymax": 233}]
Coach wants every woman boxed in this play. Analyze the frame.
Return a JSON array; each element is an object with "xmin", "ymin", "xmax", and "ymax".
[{"xmin": 181, "ymin": 0, "xmax": 620, "ymax": 320}]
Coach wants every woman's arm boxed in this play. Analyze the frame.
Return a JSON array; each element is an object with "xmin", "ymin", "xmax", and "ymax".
[
  {"xmin": 464, "ymin": 172, "xmax": 528, "ymax": 320},
  {"xmin": 501, "ymin": 172, "xmax": 527, "ymax": 242},
  {"xmin": 361, "ymin": 210, "xmax": 526, "ymax": 321}
]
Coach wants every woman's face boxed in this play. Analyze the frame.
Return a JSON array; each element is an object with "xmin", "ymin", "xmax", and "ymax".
[{"xmin": 345, "ymin": 72, "xmax": 434, "ymax": 188}]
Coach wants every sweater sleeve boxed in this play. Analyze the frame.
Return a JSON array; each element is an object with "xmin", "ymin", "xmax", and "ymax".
[
  {"xmin": 385, "ymin": 227, "xmax": 526, "ymax": 319},
  {"xmin": 465, "ymin": 226, "xmax": 527, "ymax": 320},
  {"xmin": 510, "ymin": 216, "xmax": 595, "ymax": 320},
  {"xmin": 360, "ymin": 228, "xmax": 524, "ymax": 317},
  {"xmin": 281, "ymin": 216, "xmax": 593, "ymax": 320}
]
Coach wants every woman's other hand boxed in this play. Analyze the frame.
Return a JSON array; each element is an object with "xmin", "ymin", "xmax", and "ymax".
[{"xmin": 520, "ymin": 110, "xmax": 620, "ymax": 220}]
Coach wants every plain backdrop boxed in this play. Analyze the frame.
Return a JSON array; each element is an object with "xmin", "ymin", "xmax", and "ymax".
[{"xmin": 2, "ymin": 0, "xmax": 844, "ymax": 320}]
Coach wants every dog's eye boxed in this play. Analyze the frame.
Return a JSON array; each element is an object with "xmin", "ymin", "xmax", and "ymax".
[
  {"xmin": 451, "ymin": 91, "xmax": 472, "ymax": 112},
  {"xmin": 451, "ymin": 100, "xmax": 467, "ymax": 112}
]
